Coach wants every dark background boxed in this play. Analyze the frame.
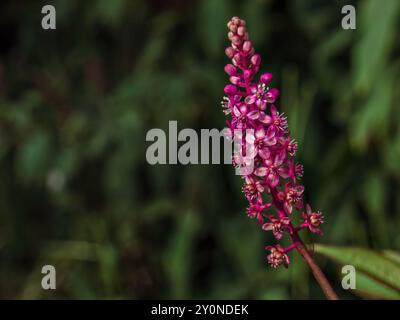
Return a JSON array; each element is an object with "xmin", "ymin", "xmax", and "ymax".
[{"xmin": 0, "ymin": 0, "xmax": 399, "ymax": 299}]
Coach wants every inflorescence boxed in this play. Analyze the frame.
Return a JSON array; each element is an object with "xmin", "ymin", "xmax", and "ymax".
[{"xmin": 222, "ymin": 16, "xmax": 324, "ymax": 268}]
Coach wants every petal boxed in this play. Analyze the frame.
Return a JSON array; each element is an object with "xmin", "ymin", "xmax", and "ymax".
[
  {"xmin": 258, "ymin": 148, "xmax": 270, "ymax": 160},
  {"xmin": 262, "ymin": 223, "xmax": 273, "ymax": 231},
  {"xmin": 284, "ymin": 201, "xmax": 292, "ymax": 214},
  {"xmin": 275, "ymin": 153, "xmax": 285, "ymax": 166},
  {"xmin": 233, "ymin": 106, "xmax": 241, "ymax": 117},
  {"xmin": 278, "ymin": 167, "xmax": 290, "ymax": 179},
  {"xmin": 284, "ymin": 254, "xmax": 290, "ymax": 267},
  {"xmin": 266, "ymin": 125, "xmax": 276, "ymax": 138},
  {"xmin": 245, "ymin": 176, "xmax": 253, "ymax": 185},
  {"xmin": 256, "ymin": 184, "xmax": 264, "ymax": 193},
  {"xmin": 259, "ymin": 114, "xmax": 272, "ymax": 124},
  {"xmin": 244, "ymin": 95, "xmax": 255, "ymax": 105},
  {"xmin": 267, "ymin": 173, "xmax": 279, "ymax": 187},
  {"xmin": 255, "ymin": 127, "xmax": 265, "ymax": 139},
  {"xmin": 274, "ymin": 232, "xmax": 282, "ymax": 240},
  {"xmin": 245, "ymin": 133, "xmax": 255, "ymax": 144},
  {"xmin": 247, "ymin": 110, "xmax": 260, "ymax": 120},
  {"xmin": 256, "ymin": 100, "xmax": 266, "ymax": 110},
  {"xmin": 254, "ymin": 167, "xmax": 267, "ymax": 177},
  {"xmin": 265, "ymin": 137, "xmax": 277, "ymax": 146}
]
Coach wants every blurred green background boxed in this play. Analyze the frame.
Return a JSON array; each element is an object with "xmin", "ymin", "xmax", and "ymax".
[{"xmin": 0, "ymin": 0, "xmax": 400, "ymax": 299}]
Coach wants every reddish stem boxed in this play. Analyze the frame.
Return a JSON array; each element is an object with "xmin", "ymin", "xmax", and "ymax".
[{"xmin": 290, "ymin": 233, "xmax": 339, "ymax": 300}]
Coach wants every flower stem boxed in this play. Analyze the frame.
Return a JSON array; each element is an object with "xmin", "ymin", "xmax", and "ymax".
[
  {"xmin": 291, "ymin": 233, "xmax": 339, "ymax": 300},
  {"xmin": 270, "ymin": 188, "xmax": 339, "ymax": 299}
]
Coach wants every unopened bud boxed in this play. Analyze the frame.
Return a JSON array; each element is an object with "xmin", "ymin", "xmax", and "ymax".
[
  {"xmin": 233, "ymin": 53, "xmax": 241, "ymax": 65},
  {"xmin": 243, "ymin": 40, "xmax": 252, "ymax": 52},
  {"xmin": 237, "ymin": 26, "xmax": 246, "ymax": 36},
  {"xmin": 224, "ymin": 84, "xmax": 237, "ymax": 95},
  {"xmin": 231, "ymin": 35, "xmax": 241, "ymax": 46},
  {"xmin": 224, "ymin": 64, "xmax": 237, "ymax": 76},
  {"xmin": 229, "ymin": 76, "xmax": 241, "ymax": 85},
  {"xmin": 260, "ymin": 72, "xmax": 273, "ymax": 84},
  {"xmin": 250, "ymin": 54, "xmax": 261, "ymax": 66},
  {"xmin": 225, "ymin": 47, "xmax": 235, "ymax": 58},
  {"xmin": 243, "ymin": 69, "xmax": 252, "ymax": 80}
]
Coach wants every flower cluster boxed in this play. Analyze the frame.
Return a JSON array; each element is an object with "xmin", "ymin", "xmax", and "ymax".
[{"xmin": 222, "ymin": 17, "xmax": 324, "ymax": 268}]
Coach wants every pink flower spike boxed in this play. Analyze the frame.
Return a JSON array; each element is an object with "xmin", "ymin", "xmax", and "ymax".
[{"xmin": 221, "ymin": 17, "xmax": 329, "ymax": 277}]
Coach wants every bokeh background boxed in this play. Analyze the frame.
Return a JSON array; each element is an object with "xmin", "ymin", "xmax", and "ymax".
[{"xmin": 1, "ymin": 0, "xmax": 400, "ymax": 299}]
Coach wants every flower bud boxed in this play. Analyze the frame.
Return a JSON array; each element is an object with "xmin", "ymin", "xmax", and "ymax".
[
  {"xmin": 224, "ymin": 64, "xmax": 237, "ymax": 76},
  {"xmin": 232, "ymin": 16, "xmax": 240, "ymax": 25},
  {"xmin": 224, "ymin": 84, "xmax": 237, "ymax": 95},
  {"xmin": 243, "ymin": 69, "xmax": 252, "ymax": 81},
  {"xmin": 260, "ymin": 72, "xmax": 273, "ymax": 84},
  {"xmin": 237, "ymin": 26, "xmax": 246, "ymax": 36},
  {"xmin": 243, "ymin": 40, "xmax": 252, "ymax": 53},
  {"xmin": 229, "ymin": 76, "xmax": 241, "ymax": 85},
  {"xmin": 229, "ymin": 24, "xmax": 238, "ymax": 33},
  {"xmin": 231, "ymin": 35, "xmax": 241, "ymax": 46},
  {"xmin": 225, "ymin": 47, "xmax": 235, "ymax": 58},
  {"xmin": 250, "ymin": 54, "xmax": 261, "ymax": 66},
  {"xmin": 233, "ymin": 53, "xmax": 241, "ymax": 65}
]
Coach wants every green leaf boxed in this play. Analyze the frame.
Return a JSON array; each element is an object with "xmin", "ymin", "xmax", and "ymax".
[
  {"xmin": 383, "ymin": 250, "xmax": 400, "ymax": 265},
  {"xmin": 356, "ymin": 271, "xmax": 400, "ymax": 300},
  {"xmin": 315, "ymin": 244, "xmax": 400, "ymax": 299}
]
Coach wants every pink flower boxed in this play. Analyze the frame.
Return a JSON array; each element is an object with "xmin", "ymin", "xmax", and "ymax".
[
  {"xmin": 247, "ymin": 202, "xmax": 272, "ymax": 224},
  {"xmin": 262, "ymin": 216, "xmax": 290, "ymax": 240},
  {"xmin": 280, "ymin": 136, "xmax": 298, "ymax": 157},
  {"xmin": 245, "ymin": 126, "xmax": 277, "ymax": 157},
  {"xmin": 254, "ymin": 153, "xmax": 287, "ymax": 188},
  {"xmin": 261, "ymin": 105, "xmax": 287, "ymax": 131},
  {"xmin": 221, "ymin": 95, "xmax": 241, "ymax": 115},
  {"xmin": 232, "ymin": 104, "xmax": 259, "ymax": 129},
  {"xmin": 281, "ymin": 182, "xmax": 304, "ymax": 214},
  {"xmin": 266, "ymin": 245, "xmax": 290, "ymax": 268},
  {"xmin": 232, "ymin": 151, "xmax": 255, "ymax": 176},
  {"xmin": 245, "ymin": 84, "xmax": 268, "ymax": 110},
  {"xmin": 285, "ymin": 160, "xmax": 304, "ymax": 183},
  {"xmin": 242, "ymin": 176, "xmax": 264, "ymax": 203},
  {"xmin": 301, "ymin": 204, "xmax": 324, "ymax": 235}
]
